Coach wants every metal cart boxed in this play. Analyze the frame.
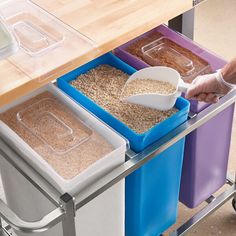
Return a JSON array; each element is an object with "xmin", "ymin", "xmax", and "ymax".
[
  {"xmin": 0, "ymin": 89, "xmax": 235, "ymax": 236},
  {"xmin": 0, "ymin": 2, "xmax": 235, "ymax": 235}
]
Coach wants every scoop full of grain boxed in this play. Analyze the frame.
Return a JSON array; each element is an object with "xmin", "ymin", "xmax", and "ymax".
[
  {"xmin": 70, "ymin": 64, "xmax": 178, "ymax": 134},
  {"xmin": 122, "ymin": 78, "xmax": 176, "ymax": 98}
]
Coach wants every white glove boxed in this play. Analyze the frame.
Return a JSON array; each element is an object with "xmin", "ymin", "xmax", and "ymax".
[{"xmin": 185, "ymin": 70, "xmax": 235, "ymax": 103}]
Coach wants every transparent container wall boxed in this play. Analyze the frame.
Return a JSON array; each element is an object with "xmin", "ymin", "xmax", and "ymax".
[
  {"xmin": 17, "ymin": 97, "xmax": 93, "ymax": 155},
  {"xmin": 0, "ymin": 0, "xmax": 97, "ymax": 82},
  {"xmin": 141, "ymin": 37, "xmax": 211, "ymax": 83},
  {"xmin": 0, "ymin": 16, "xmax": 18, "ymax": 59}
]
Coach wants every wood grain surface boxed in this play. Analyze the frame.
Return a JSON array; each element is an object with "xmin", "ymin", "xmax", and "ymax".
[{"xmin": 0, "ymin": 0, "xmax": 192, "ymax": 107}]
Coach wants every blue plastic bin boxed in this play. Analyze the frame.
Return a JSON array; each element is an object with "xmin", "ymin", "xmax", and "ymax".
[{"xmin": 57, "ymin": 53, "xmax": 190, "ymax": 236}]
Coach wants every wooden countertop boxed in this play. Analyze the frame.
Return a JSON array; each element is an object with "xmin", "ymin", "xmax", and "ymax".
[{"xmin": 0, "ymin": 0, "xmax": 192, "ymax": 107}]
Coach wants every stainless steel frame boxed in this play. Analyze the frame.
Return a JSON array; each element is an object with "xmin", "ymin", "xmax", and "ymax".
[
  {"xmin": 193, "ymin": 0, "xmax": 206, "ymax": 7},
  {"xmin": 170, "ymin": 183, "xmax": 236, "ymax": 236},
  {"xmin": 0, "ymin": 89, "xmax": 235, "ymax": 236},
  {"xmin": 169, "ymin": 0, "xmax": 206, "ymax": 40},
  {"xmin": 168, "ymin": 8, "xmax": 195, "ymax": 40}
]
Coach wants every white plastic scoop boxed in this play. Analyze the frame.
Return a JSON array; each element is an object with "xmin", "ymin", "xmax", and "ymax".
[{"xmin": 122, "ymin": 66, "xmax": 189, "ymax": 110}]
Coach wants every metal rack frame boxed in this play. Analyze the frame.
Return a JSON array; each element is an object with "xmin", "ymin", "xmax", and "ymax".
[
  {"xmin": 0, "ymin": 90, "xmax": 235, "ymax": 236},
  {"xmin": 0, "ymin": 1, "xmax": 235, "ymax": 234}
]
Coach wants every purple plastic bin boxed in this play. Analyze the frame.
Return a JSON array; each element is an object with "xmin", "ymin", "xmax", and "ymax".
[
  {"xmin": 115, "ymin": 24, "xmax": 235, "ymax": 208},
  {"xmin": 180, "ymin": 105, "xmax": 234, "ymax": 207},
  {"xmin": 115, "ymin": 24, "xmax": 228, "ymax": 113}
]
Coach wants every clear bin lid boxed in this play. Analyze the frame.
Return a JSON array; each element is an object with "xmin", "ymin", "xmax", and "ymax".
[
  {"xmin": 0, "ymin": 0, "xmax": 97, "ymax": 82},
  {"xmin": 16, "ymin": 98, "xmax": 93, "ymax": 154},
  {"xmin": 141, "ymin": 37, "xmax": 211, "ymax": 82},
  {"xmin": 0, "ymin": 16, "xmax": 18, "ymax": 59}
]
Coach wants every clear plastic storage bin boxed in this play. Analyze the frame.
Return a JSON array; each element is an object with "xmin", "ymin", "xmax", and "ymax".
[{"xmin": 0, "ymin": 84, "xmax": 127, "ymax": 236}]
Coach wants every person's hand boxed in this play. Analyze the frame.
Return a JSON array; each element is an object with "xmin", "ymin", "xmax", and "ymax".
[{"xmin": 185, "ymin": 70, "xmax": 233, "ymax": 103}]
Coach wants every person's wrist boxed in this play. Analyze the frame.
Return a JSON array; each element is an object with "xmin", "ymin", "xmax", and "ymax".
[
  {"xmin": 221, "ymin": 59, "xmax": 236, "ymax": 85},
  {"xmin": 221, "ymin": 67, "xmax": 231, "ymax": 83},
  {"xmin": 216, "ymin": 69, "xmax": 235, "ymax": 90}
]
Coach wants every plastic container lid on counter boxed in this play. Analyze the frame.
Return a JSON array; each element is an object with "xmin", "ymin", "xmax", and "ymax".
[
  {"xmin": 141, "ymin": 37, "xmax": 211, "ymax": 83},
  {"xmin": 0, "ymin": 0, "xmax": 97, "ymax": 82},
  {"xmin": 0, "ymin": 84, "xmax": 127, "ymax": 195},
  {"xmin": 0, "ymin": 16, "xmax": 18, "ymax": 59}
]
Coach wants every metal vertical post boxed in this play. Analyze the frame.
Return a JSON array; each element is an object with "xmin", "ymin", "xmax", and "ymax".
[
  {"xmin": 0, "ymin": 218, "xmax": 3, "ymax": 236},
  {"xmin": 168, "ymin": 8, "xmax": 195, "ymax": 39},
  {"xmin": 60, "ymin": 193, "xmax": 76, "ymax": 236},
  {"xmin": 233, "ymin": 172, "xmax": 236, "ymax": 210}
]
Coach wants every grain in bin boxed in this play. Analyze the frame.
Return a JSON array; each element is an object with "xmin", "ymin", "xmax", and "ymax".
[
  {"xmin": 70, "ymin": 64, "xmax": 178, "ymax": 134},
  {"xmin": 57, "ymin": 52, "xmax": 190, "ymax": 236},
  {"xmin": 0, "ymin": 84, "xmax": 127, "ymax": 236}
]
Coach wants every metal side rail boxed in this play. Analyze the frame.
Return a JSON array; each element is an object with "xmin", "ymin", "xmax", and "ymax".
[
  {"xmin": 170, "ymin": 184, "xmax": 236, "ymax": 236},
  {"xmin": 0, "ymin": 90, "xmax": 235, "ymax": 235},
  {"xmin": 0, "ymin": 191, "xmax": 77, "ymax": 235},
  {"xmin": 0, "ymin": 142, "xmax": 61, "ymax": 207},
  {"xmin": 0, "ymin": 199, "xmax": 64, "ymax": 234},
  {"xmin": 0, "ymin": 226, "xmax": 11, "ymax": 236},
  {"xmin": 0, "ymin": 218, "xmax": 11, "ymax": 236}
]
